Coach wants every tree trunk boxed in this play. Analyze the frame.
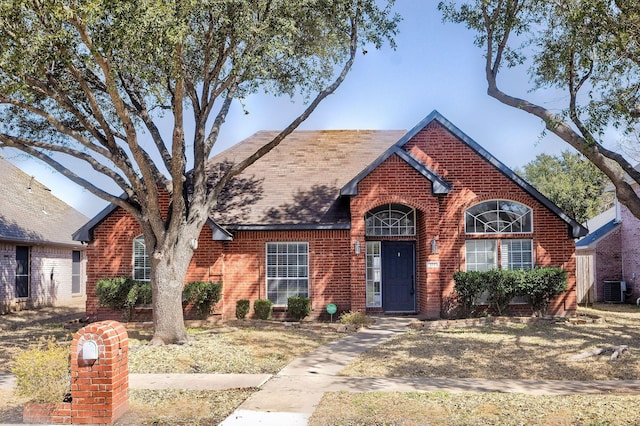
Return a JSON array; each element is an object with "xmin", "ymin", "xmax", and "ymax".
[{"xmin": 149, "ymin": 234, "xmax": 196, "ymax": 345}]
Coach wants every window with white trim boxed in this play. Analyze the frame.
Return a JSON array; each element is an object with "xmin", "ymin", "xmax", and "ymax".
[
  {"xmin": 366, "ymin": 242, "xmax": 382, "ymax": 307},
  {"xmin": 465, "ymin": 200, "xmax": 532, "ymax": 234},
  {"xmin": 266, "ymin": 242, "xmax": 309, "ymax": 305},
  {"xmin": 72, "ymin": 250, "xmax": 82, "ymax": 294},
  {"xmin": 465, "ymin": 240, "xmax": 497, "ymax": 272},
  {"xmin": 365, "ymin": 203, "xmax": 416, "ymax": 236},
  {"xmin": 502, "ymin": 239, "xmax": 533, "ymax": 270},
  {"xmin": 465, "ymin": 239, "xmax": 533, "ymax": 271},
  {"xmin": 133, "ymin": 235, "xmax": 151, "ymax": 281}
]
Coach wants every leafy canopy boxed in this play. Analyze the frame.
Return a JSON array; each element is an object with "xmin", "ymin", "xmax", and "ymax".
[
  {"xmin": 519, "ymin": 151, "xmax": 612, "ymax": 223},
  {"xmin": 0, "ymin": 0, "xmax": 399, "ymax": 211},
  {"xmin": 439, "ymin": 0, "xmax": 640, "ymax": 219}
]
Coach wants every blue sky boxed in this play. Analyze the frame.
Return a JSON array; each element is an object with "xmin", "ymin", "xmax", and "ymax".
[{"xmin": 4, "ymin": 2, "xmax": 609, "ymax": 218}]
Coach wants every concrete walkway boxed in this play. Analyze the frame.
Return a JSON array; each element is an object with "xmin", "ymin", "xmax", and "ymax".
[{"xmin": 220, "ymin": 316, "xmax": 414, "ymax": 425}]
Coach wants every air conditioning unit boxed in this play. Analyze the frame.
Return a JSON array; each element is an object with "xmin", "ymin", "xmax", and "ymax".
[{"xmin": 603, "ymin": 280, "xmax": 626, "ymax": 303}]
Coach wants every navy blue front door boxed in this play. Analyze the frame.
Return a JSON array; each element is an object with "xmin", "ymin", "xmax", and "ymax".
[{"xmin": 382, "ymin": 241, "xmax": 415, "ymax": 312}]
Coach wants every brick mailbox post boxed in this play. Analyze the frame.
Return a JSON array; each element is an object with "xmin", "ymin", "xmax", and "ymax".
[{"xmin": 23, "ymin": 320, "xmax": 129, "ymax": 424}]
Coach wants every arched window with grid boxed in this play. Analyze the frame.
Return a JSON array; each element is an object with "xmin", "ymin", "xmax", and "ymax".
[{"xmin": 365, "ymin": 203, "xmax": 416, "ymax": 236}]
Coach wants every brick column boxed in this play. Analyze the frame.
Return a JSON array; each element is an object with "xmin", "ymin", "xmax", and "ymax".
[{"xmin": 70, "ymin": 320, "xmax": 129, "ymax": 424}]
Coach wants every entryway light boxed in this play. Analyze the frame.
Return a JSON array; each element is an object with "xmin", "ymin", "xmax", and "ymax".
[{"xmin": 431, "ymin": 238, "xmax": 438, "ymax": 254}]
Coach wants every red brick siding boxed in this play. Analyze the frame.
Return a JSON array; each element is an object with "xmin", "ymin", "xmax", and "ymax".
[
  {"xmin": 84, "ymin": 121, "xmax": 578, "ymax": 319},
  {"xmin": 349, "ymin": 155, "xmax": 441, "ymax": 316},
  {"xmin": 402, "ymin": 122, "xmax": 577, "ymax": 315},
  {"xmin": 215, "ymin": 230, "xmax": 351, "ymax": 319}
]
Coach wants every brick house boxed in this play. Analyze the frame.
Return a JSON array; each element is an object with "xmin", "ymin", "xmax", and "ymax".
[
  {"xmin": 0, "ymin": 156, "xmax": 88, "ymax": 313},
  {"xmin": 576, "ymin": 175, "xmax": 640, "ymax": 304},
  {"xmin": 75, "ymin": 111, "xmax": 587, "ymax": 320}
]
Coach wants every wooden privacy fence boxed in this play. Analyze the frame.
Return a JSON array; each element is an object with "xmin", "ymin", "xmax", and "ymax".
[{"xmin": 576, "ymin": 252, "xmax": 595, "ymax": 305}]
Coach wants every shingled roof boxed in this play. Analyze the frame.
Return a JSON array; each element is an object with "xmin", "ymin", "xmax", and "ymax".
[
  {"xmin": 0, "ymin": 157, "xmax": 88, "ymax": 247},
  {"xmin": 74, "ymin": 110, "xmax": 587, "ymax": 240},
  {"xmin": 211, "ymin": 129, "xmax": 406, "ymax": 228}
]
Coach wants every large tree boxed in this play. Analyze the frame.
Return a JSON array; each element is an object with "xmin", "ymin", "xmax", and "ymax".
[
  {"xmin": 519, "ymin": 151, "xmax": 611, "ymax": 224},
  {"xmin": 0, "ymin": 0, "xmax": 399, "ymax": 344},
  {"xmin": 439, "ymin": 0, "xmax": 640, "ymax": 219}
]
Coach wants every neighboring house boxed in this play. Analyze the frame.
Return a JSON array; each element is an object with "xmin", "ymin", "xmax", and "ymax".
[
  {"xmin": 75, "ymin": 111, "xmax": 587, "ymax": 321},
  {"xmin": 576, "ymin": 176, "xmax": 640, "ymax": 304},
  {"xmin": 0, "ymin": 157, "xmax": 88, "ymax": 313}
]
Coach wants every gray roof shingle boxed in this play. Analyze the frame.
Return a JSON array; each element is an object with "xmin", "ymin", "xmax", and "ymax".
[
  {"xmin": 210, "ymin": 129, "xmax": 406, "ymax": 227},
  {"xmin": 0, "ymin": 157, "xmax": 88, "ymax": 247}
]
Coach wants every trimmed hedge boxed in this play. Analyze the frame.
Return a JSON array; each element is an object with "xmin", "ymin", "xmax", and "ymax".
[
  {"xmin": 236, "ymin": 299, "xmax": 250, "ymax": 319},
  {"xmin": 453, "ymin": 267, "xmax": 568, "ymax": 317},
  {"xmin": 254, "ymin": 299, "xmax": 273, "ymax": 320},
  {"xmin": 287, "ymin": 296, "xmax": 311, "ymax": 321},
  {"xmin": 95, "ymin": 277, "xmax": 151, "ymax": 320},
  {"xmin": 183, "ymin": 281, "xmax": 223, "ymax": 319}
]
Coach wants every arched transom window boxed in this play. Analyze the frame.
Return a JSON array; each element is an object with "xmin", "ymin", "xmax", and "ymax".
[
  {"xmin": 465, "ymin": 200, "xmax": 532, "ymax": 234},
  {"xmin": 365, "ymin": 203, "xmax": 416, "ymax": 236}
]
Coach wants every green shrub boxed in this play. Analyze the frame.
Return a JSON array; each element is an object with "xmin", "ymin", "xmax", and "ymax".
[
  {"xmin": 95, "ymin": 277, "xmax": 151, "ymax": 320},
  {"xmin": 287, "ymin": 296, "xmax": 311, "ymax": 321},
  {"xmin": 484, "ymin": 269, "xmax": 521, "ymax": 316},
  {"xmin": 339, "ymin": 311, "xmax": 375, "ymax": 327},
  {"xmin": 95, "ymin": 277, "xmax": 132, "ymax": 310},
  {"xmin": 236, "ymin": 299, "xmax": 250, "ymax": 319},
  {"xmin": 453, "ymin": 268, "xmax": 569, "ymax": 317},
  {"xmin": 127, "ymin": 280, "xmax": 152, "ymax": 306},
  {"xmin": 254, "ymin": 299, "xmax": 272, "ymax": 320},
  {"xmin": 12, "ymin": 337, "xmax": 70, "ymax": 403},
  {"xmin": 452, "ymin": 270, "xmax": 486, "ymax": 316},
  {"xmin": 518, "ymin": 267, "xmax": 567, "ymax": 316},
  {"xmin": 183, "ymin": 281, "xmax": 223, "ymax": 319}
]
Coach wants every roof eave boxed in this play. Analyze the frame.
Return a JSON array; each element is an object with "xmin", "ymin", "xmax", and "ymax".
[
  {"xmin": 207, "ymin": 219, "xmax": 234, "ymax": 241},
  {"xmin": 72, "ymin": 197, "xmax": 123, "ymax": 242},
  {"xmin": 225, "ymin": 223, "xmax": 351, "ymax": 231},
  {"xmin": 0, "ymin": 236, "xmax": 86, "ymax": 249}
]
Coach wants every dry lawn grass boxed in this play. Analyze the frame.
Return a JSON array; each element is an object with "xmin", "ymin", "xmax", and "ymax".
[
  {"xmin": 311, "ymin": 304, "xmax": 640, "ymax": 425},
  {"xmin": 128, "ymin": 323, "xmax": 343, "ymax": 374},
  {"xmin": 0, "ymin": 309, "xmax": 344, "ymax": 424},
  {"xmin": 341, "ymin": 304, "xmax": 640, "ymax": 380},
  {"xmin": 310, "ymin": 391, "xmax": 640, "ymax": 426},
  {"xmin": 4, "ymin": 304, "xmax": 640, "ymax": 425},
  {"xmin": 0, "ymin": 306, "xmax": 83, "ymax": 373}
]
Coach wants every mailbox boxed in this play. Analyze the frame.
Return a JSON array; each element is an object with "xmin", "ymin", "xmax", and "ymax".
[{"xmin": 82, "ymin": 340, "xmax": 99, "ymax": 362}]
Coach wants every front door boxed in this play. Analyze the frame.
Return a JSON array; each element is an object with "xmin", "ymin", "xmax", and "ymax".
[{"xmin": 382, "ymin": 241, "xmax": 415, "ymax": 312}]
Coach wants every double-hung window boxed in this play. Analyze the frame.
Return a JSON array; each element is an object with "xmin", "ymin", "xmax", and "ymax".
[
  {"xmin": 266, "ymin": 242, "xmax": 309, "ymax": 305},
  {"xmin": 133, "ymin": 235, "xmax": 151, "ymax": 281},
  {"xmin": 464, "ymin": 200, "xmax": 533, "ymax": 271}
]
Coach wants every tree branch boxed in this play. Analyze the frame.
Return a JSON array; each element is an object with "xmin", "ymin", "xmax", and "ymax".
[
  {"xmin": 0, "ymin": 133, "xmax": 134, "ymax": 205},
  {"xmin": 216, "ymin": 8, "xmax": 362, "ymax": 197}
]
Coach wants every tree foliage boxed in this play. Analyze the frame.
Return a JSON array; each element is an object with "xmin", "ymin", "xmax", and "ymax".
[
  {"xmin": 519, "ymin": 150, "xmax": 612, "ymax": 223},
  {"xmin": 0, "ymin": 0, "xmax": 399, "ymax": 344},
  {"xmin": 439, "ymin": 0, "xmax": 640, "ymax": 219}
]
